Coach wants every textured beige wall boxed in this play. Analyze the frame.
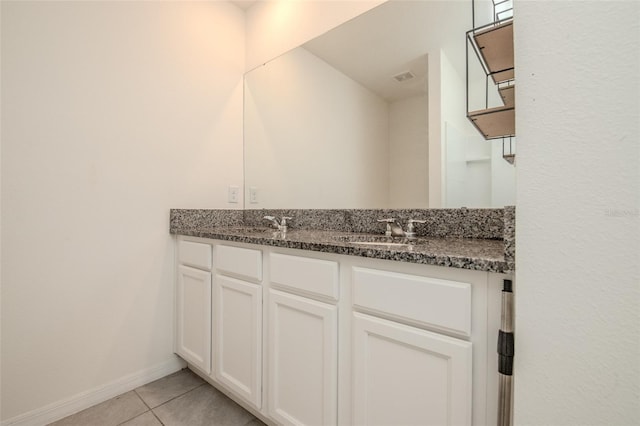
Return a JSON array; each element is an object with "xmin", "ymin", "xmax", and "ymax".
[{"xmin": 514, "ymin": 1, "xmax": 640, "ymax": 424}]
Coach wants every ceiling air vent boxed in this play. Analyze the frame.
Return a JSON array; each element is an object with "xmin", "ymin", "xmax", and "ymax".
[{"xmin": 392, "ymin": 71, "xmax": 415, "ymax": 82}]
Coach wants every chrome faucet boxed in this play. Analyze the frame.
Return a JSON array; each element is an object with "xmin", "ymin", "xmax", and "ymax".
[
  {"xmin": 263, "ymin": 216, "xmax": 292, "ymax": 232},
  {"xmin": 377, "ymin": 218, "xmax": 405, "ymax": 237},
  {"xmin": 377, "ymin": 218, "xmax": 426, "ymax": 238},
  {"xmin": 404, "ymin": 219, "xmax": 427, "ymax": 238}
]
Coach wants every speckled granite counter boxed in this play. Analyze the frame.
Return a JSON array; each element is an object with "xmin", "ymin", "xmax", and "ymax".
[{"xmin": 171, "ymin": 225, "xmax": 512, "ymax": 274}]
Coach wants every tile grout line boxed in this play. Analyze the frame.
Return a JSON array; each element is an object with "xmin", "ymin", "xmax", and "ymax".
[
  {"xmin": 149, "ymin": 382, "xmax": 209, "ymax": 421},
  {"xmin": 131, "ymin": 388, "xmax": 166, "ymax": 426},
  {"xmin": 112, "ymin": 391, "xmax": 152, "ymax": 426},
  {"xmin": 132, "ymin": 369, "xmax": 206, "ymax": 401},
  {"xmin": 114, "ymin": 411, "xmax": 151, "ymax": 426},
  {"xmin": 149, "ymin": 410, "xmax": 166, "ymax": 426},
  {"xmin": 154, "ymin": 381, "xmax": 208, "ymax": 408},
  {"xmin": 133, "ymin": 389, "xmax": 153, "ymax": 411},
  {"xmin": 124, "ymin": 377, "xmax": 202, "ymax": 426}
]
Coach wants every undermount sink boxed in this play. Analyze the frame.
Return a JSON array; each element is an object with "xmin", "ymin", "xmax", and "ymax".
[
  {"xmin": 223, "ymin": 227, "xmax": 279, "ymax": 233},
  {"xmin": 333, "ymin": 235, "xmax": 415, "ymax": 247},
  {"xmin": 350, "ymin": 241, "xmax": 410, "ymax": 247},
  {"xmin": 219, "ymin": 227, "xmax": 286, "ymax": 237}
]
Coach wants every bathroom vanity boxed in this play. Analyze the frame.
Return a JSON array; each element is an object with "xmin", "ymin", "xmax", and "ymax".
[{"xmin": 170, "ymin": 208, "xmax": 514, "ymax": 426}]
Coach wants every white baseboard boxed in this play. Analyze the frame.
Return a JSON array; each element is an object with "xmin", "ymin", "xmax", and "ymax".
[{"xmin": 1, "ymin": 356, "xmax": 186, "ymax": 426}]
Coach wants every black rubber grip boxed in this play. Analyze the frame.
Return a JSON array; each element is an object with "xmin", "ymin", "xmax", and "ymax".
[
  {"xmin": 498, "ymin": 330, "xmax": 514, "ymax": 375},
  {"xmin": 498, "ymin": 330, "xmax": 514, "ymax": 356},
  {"xmin": 498, "ymin": 354, "xmax": 514, "ymax": 376}
]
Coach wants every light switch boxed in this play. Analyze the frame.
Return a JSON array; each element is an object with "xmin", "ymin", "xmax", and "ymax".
[{"xmin": 228, "ymin": 185, "xmax": 239, "ymax": 203}]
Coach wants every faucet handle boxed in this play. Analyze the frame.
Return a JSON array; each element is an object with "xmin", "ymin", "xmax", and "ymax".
[
  {"xmin": 377, "ymin": 218, "xmax": 396, "ymax": 223},
  {"xmin": 405, "ymin": 219, "xmax": 426, "ymax": 238},
  {"xmin": 377, "ymin": 218, "xmax": 396, "ymax": 236}
]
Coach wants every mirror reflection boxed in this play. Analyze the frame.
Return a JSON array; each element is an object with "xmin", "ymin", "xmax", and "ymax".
[{"xmin": 244, "ymin": 0, "xmax": 516, "ymax": 209}]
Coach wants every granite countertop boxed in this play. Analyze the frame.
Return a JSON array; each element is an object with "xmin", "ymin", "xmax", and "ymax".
[{"xmin": 172, "ymin": 227, "xmax": 510, "ymax": 273}]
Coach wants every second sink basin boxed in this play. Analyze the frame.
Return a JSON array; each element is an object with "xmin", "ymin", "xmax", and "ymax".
[
  {"xmin": 333, "ymin": 235, "xmax": 415, "ymax": 247},
  {"xmin": 351, "ymin": 241, "xmax": 410, "ymax": 247}
]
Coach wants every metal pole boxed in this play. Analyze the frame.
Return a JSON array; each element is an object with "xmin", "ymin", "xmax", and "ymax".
[
  {"xmin": 466, "ymin": 34, "xmax": 470, "ymax": 116},
  {"xmin": 485, "ymin": 75, "xmax": 489, "ymax": 109},
  {"xmin": 472, "ymin": 0, "xmax": 476, "ymax": 30},
  {"xmin": 497, "ymin": 279, "xmax": 514, "ymax": 426}
]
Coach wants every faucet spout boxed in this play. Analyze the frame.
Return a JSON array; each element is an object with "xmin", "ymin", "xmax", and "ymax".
[
  {"xmin": 263, "ymin": 215, "xmax": 292, "ymax": 232},
  {"xmin": 263, "ymin": 215, "xmax": 280, "ymax": 229},
  {"xmin": 388, "ymin": 220, "xmax": 405, "ymax": 237},
  {"xmin": 377, "ymin": 217, "xmax": 426, "ymax": 238},
  {"xmin": 377, "ymin": 218, "xmax": 406, "ymax": 237}
]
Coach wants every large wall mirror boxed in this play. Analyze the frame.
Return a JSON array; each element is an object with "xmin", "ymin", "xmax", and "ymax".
[{"xmin": 244, "ymin": 0, "xmax": 515, "ymax": 209}]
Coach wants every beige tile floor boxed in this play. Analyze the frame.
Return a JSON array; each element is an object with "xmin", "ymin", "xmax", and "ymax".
[{"xmin": 48, "ymin": 369, "xmax": 266, "ymax": 426}]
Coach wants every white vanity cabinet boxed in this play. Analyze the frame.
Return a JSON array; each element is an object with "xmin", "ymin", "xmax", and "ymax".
[
  {"xmin": 352, "ymin": 314, "xmax": 472, "ymax": 425},
  {"xmin": 350, "ymin": 267, "xmax": 475, "ymax": 426},
  {"xmin": 175, "ymin": 240, "xmax": 213, "ymax": 374},
  {"xmin": 174, "ymin": 236, "xmax": 507, "ymax": 426},
  {"xmin": 267, "ymin": 252, "xmax": 339, "ymax": 426},
  {"xmin": 213, "ymin": 244, "xmax": 263, "ymax": 409}
]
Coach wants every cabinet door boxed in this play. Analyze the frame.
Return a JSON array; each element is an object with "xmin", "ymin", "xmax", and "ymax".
[
  {"xmin": 176, "ymin": 265, "xmax": 212, "ymax": 374},
  {"xmin": 214, "ymin": 275, "xmax": 263, "ymax": 408},
  {"xmin": 268, "ymin": 289, "xmax": 338, "ymax": 426},
  {"xmin": 353, "ymin": 313, "xmax": 472, "ymax": 426}
]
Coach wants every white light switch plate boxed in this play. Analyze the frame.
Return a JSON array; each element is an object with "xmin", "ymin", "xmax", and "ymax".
[
  {"xmin": 249, "ymin": 187, "xmax": 258, "ymax": 204},
  {"xmin": 228, "ymin": 185, "xmax": 239, "ymax": 203}
]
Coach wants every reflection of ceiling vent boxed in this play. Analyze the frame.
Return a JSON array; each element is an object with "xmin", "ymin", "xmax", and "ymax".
[{"xmin": 393, "ymin": 71, "xmax": 415, "ymax": 82}]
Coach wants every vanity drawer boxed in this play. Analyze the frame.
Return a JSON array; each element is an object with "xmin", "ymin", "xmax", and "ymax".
[
  {"xmin": 270, "ymin": 253, "xmax": 339, "ymax": 301},
  {"xmin": 352, "ymin": 267, "xmax": 472, "ymax": 336},
  {"xmin": 178, "ymin": 240, "xmax": 212, "ymax": 271},
  {"xmin": 216, "ymin": 245, "xmax": 263, "ymax": 282}
]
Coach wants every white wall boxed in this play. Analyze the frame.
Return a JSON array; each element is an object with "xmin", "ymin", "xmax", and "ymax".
[
  {"xmin": 244, "ymin": 0, "xmax": 385, "ymax": 71},
  {"xmin": 244, "ymin": 47, "xmax": 389, "ymax": 209},
  {"xmin": 514, "ymin": 1, "xmax": 640, "ymax": 424},
  {"xmin": 389, "ymin": 95, "xmax": 429, "ymax": 208},
  {"xmin": 0, "ymin": 1, "xmax": 244, "ymax": 422},
  {"xmin": 490, "ymin": 139, "xmax": 516, "ymax": 207},
  {"xmin": 441, "ymin": 48, "xmax": 493, "ymax": 208}
]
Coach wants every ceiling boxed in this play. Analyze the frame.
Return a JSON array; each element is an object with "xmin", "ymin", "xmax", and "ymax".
[
  {"xmin": 302, "ymin": 1, "xmax": 470, "ymax": 102},
  {"xmin": 230, "ymin": 0, "xmax": 257, "ymax": 11}
]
